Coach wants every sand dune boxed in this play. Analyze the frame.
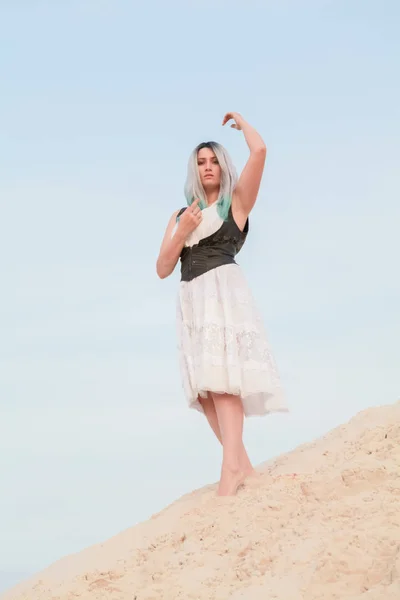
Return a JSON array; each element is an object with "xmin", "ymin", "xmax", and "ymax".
[{"xmin": 3, "ymin": 400, "xmax": 400, "ymax": 600}]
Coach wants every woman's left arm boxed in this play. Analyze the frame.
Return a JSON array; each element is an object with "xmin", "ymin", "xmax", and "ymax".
[{"xmin": 222, "ymin": 112, "xmax": 267, "ymax": 216}]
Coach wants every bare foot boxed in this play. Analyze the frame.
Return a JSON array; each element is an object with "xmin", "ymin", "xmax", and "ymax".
[{"xmin": 217, "ymin": 466, "xmax": 246, "ymax": 496}]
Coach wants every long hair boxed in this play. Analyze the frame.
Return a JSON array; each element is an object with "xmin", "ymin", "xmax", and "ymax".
[{"xmin": 184, "ymin": 141, "xmax": 238, "ymax": 221}]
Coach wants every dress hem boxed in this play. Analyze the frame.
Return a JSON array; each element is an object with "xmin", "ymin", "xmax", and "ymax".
[{"xmin": 187, "ymin": 388, "xmax": 289, "ymax": 418}]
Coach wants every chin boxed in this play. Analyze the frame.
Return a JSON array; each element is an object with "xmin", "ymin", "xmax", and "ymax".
[{"xmin": 203, "ymin": 179, "xmax": 219, "ymax": 188}]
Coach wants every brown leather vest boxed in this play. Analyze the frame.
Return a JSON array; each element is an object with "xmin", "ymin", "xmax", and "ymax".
[{"xmin": 178, "ymin": 205, "xmax": 249, "ymax": 282}]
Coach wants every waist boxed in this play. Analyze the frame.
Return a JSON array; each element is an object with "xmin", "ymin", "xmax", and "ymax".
[{"xmin": 180, "ymin": 245, "xmax": 237, "ymax": 282}]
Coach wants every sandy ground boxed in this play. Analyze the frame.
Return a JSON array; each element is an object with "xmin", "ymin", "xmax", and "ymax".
[{"xmin": 2, "ymin": 400, "xmax": 400, "ymax": 600}]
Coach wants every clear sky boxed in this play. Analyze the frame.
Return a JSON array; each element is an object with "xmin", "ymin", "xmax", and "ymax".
[{"xmin": 1, "ymin": 0, "xmax": 399, "ymax": 593}]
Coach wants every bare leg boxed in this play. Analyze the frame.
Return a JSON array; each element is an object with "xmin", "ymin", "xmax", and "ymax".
[
  {"xmin": 212, "ymin": 393, "xmax": 253, "ymax": 496},
  {"xmin": 199, "ymin": 393, "xmax": 254, "ymax": 477},
  {"xmin": 198, "ymin": 393, "xmax": 222, "ymax": 443}
]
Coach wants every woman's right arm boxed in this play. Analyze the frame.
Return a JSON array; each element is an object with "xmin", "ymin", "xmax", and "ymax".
[
  {"xmin": 156, "ymin": 211, "xmax": 187, "ymax": 279},
  {"xmin": 156, "ymin": 199, "xmax": 202, "ymax": 279}
]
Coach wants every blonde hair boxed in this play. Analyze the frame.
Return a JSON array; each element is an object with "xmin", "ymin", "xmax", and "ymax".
[{"xmin": 184, "ymin": 141, "xmax": 238, "ymax": 221}]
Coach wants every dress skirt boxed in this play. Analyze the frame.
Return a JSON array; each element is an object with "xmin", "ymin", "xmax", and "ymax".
[{"xmin": 176, "ymin": 263, "xmax": 287, "ymax": 417}]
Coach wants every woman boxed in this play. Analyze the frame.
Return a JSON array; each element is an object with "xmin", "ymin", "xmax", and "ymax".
[{"xmin": 156, "ymin": 112, "xmax": 287, "ymax": 496}]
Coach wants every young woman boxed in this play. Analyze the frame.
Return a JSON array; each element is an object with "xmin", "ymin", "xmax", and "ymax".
[{"xmin": 156, "ymin": 112, "xmax": 287, "ymax": 496}]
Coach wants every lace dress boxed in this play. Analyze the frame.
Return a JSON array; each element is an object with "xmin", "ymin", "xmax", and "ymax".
[{"xmin": 175, "ymin": 203, "xmax": 287, "ymax": 417}]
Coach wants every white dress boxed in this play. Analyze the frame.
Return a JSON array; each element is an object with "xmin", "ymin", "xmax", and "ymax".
[{"xmin": 175, "ymin": 203, "xmax": 288, "ymax": 417}]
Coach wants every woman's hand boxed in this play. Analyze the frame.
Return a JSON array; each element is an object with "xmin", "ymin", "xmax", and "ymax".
[
  {"xmin": 178, "ymin": 198, "xmax": 202, "ymax": 236},
  {"xmin": 222, "ymin": 112, "xmax": 245, "ymax": 130}
]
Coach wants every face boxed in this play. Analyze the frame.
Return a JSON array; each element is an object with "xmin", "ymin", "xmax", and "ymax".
[{"xmin": 197, "ymin": 147, "xmax": 221, "ymax": 189}]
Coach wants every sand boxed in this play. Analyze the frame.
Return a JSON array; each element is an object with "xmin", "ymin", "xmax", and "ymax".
[{"xmin": 2, "ymin": 400, "xmax": 400, "ymax": 600}]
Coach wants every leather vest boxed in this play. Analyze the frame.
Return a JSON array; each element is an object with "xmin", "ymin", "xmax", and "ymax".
[{"xmin": 178, "ymin": 205, "xmax": 249, "ymax": 282}]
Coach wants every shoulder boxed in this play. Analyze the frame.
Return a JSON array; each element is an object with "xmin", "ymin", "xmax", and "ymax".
[
  {"xmin": 176, "ymin": 207, "xmax": 187, "ymax": 218},
  {"xmin": 166, "ymin": 209, "xmax": 180, "ymax": 223},
  {"xmin": 164, "ymin": 206, "xmax": 187, "ymax": 229},
  {"xmin": 162, "ymin": 210, "xmax": 180, "ymax": 236},
  {"xmin": 164, "ymin": 207, "xmax": 186, "ymax": 232}
]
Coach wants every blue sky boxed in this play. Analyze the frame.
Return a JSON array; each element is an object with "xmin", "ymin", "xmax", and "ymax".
[{"xmin": 1, "ymin": 0, "xmax": 399, "ymax": 593}]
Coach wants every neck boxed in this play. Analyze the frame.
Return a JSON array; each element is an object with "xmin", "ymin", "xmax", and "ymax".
[{"xmin": 205, "ymin": 189, "xmax": 219, "ymax": 206}]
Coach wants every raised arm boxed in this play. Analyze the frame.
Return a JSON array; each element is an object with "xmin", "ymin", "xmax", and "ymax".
[
  {"xmin": 222, "ymin": 112, "xmax": 267, "ymax": 218},
  {"xmin": 156, "ymin": 199, "xmax": 202, "ymax": 279}
]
